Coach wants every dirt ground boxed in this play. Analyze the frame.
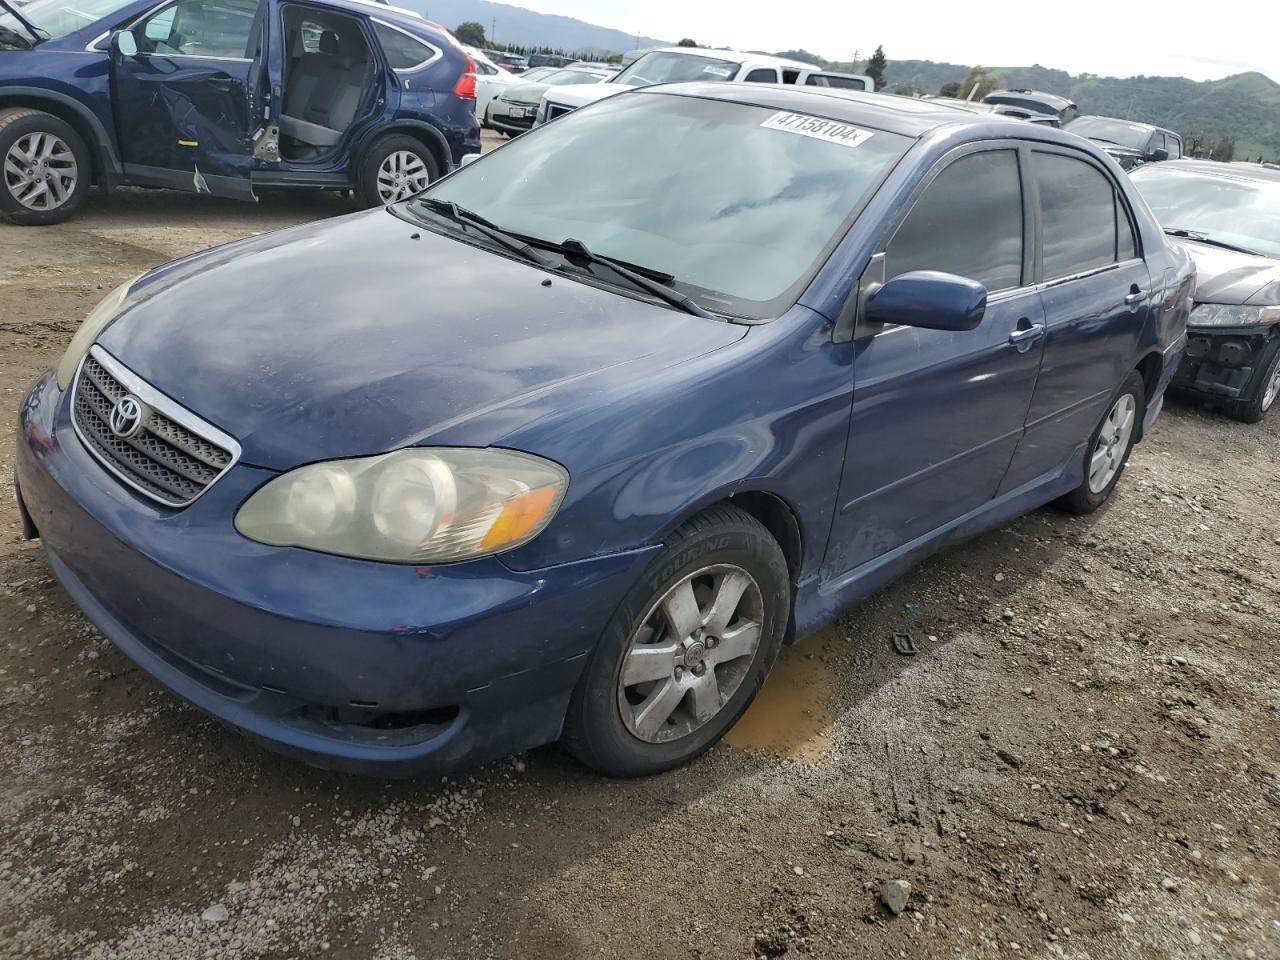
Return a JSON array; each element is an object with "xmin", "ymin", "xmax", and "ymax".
[{"xmin": 1, "ymin": 144, "xmax": 1279, "ymax": 959}]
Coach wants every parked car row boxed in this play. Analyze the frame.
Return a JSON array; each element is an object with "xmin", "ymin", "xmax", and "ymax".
[
  {"xmin": 536, "ymin": 46, "xmax": 875, "ymax": 127},
  {"xmin": 484, "ymin": 64, "xmax": 612, "ymax": 136},
  {"xmin": 18, "ymin": 84, "xmax": 1201, "ymax": 780}
]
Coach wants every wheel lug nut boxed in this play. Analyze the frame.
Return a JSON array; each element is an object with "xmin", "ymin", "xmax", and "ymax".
[
  {"xmin": 674, "ymin": 666, "xmax": 684, "ymax": 680},
  {"xmin": 705, "ymin": 636, "xmax": 716, "ymax": 648}
]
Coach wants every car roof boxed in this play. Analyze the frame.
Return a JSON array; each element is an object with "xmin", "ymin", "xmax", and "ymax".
[
  {"xmin": 641, "ymin": 46, "xmax": 818, "ymax": 71},
  {"xmin": 1146, "ymin": 159, "xmax": 1280, "ymax": 184},
  {"xmin": 646, "ymin": 83, "xmax": 1055, "ymax": 140},
  {"xmin": 985, "ymin": 89, "xmax": 1076, "ymax": 110},
  {"xmin": 1069, "ymin": 115, "xmax": 1175, "ymax": 136}
]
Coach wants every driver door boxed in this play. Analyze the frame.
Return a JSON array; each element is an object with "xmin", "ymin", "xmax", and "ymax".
[{"xmin": 110, "ymin": 0, "xmax": 266, "ymax": 199}]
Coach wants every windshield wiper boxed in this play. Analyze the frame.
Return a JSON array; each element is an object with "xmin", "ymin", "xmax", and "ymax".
[
  {"xmin": 1164, "ymin": 228, "xmax": 1261, "ymax": 256},
  {"xmin": 545, "ymin": 237, "xmax": 713, "ymax": 319},
  {"xmin": 0, "ymin": 0, "xmax": 46, "ymax": 42},
  {"xmin": 415, "ymin": 197, "xmax": 552, "ymax": 267}
]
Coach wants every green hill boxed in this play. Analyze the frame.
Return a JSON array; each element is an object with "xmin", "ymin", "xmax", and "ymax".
[{"xmin": 868, "ymin": 60, "xmax": 1280, "ymax": 162}]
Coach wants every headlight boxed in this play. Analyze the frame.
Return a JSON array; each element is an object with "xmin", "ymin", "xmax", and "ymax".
[
  {"xmin": 1188, "ymin": 303, "xmax": 1280, "ymax": 328},
  {"xmin": 56, "ymin": 277, "xmax": 138, "ymax": 390},
  {"xmin": 235, "ymin": 448, "xmax": 568, "ymax": 563}
]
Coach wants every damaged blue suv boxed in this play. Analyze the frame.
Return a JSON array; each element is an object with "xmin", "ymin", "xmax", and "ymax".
[{"xmin": 0, "ymin": 0, "xmax": 479, "ymax": 224}]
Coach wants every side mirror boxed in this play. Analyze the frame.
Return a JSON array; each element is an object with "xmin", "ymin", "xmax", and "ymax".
[
  {"xmin": 1151, "ymin": 147, "xmax": 1169, "ymax": 162},
  {"xmin": 865, "ymin": 270, "xmax": 987, "ymax": 332},
  {"xmin": 113, "ymin": 30, "xmax": 138, "ymax": 57}
]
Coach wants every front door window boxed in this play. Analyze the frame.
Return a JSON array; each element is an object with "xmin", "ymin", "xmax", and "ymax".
[{"xmin": 133, "ymin": 0, "xmax": 259, "ymax": 59}]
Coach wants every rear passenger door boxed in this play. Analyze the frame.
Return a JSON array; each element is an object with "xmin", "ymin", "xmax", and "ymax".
[
  {"xmin": 998, "ymin": 147, "xmax": 1152, "ymax": 493},
  {"xmin": 823, "ymin": 145, "xmax": 1047, "ymax": 578}
]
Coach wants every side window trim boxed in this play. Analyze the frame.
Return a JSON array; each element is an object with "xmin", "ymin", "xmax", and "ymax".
[{"xmin": 370, "ymin": 17, "xmax": 442, "ymax": 73}]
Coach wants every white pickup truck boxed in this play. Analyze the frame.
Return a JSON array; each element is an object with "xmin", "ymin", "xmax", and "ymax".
[{"xmin": 536, "ymin": 47, "xmax": 874, "ymax": 126}]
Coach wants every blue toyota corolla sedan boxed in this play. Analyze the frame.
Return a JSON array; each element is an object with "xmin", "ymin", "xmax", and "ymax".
[{"xmin": 15, "ymin": 85, "xmax": 1192, "ymax": 777}]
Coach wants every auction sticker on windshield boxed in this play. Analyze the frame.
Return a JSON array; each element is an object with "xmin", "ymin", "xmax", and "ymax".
[{"xmin": 761, "ymin": 112, "xmax": 874, "ymax": 149}]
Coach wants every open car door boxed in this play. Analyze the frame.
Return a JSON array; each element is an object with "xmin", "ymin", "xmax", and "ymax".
[{"xmin": 108, "ymin": 0, "xmax": 268, "ymax": 200}]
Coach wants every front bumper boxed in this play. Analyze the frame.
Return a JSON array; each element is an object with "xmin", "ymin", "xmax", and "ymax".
[
  {"xmin": 16, "ymin": 369, "xmax": 654, "ymax": 777},
  {"xmin": 1171, "ymin": 324, "xmax": 1277, "ymax": 402},
  {"xmin": 487, "ymin": 107, "xmax": 536, "ymax": 135}
]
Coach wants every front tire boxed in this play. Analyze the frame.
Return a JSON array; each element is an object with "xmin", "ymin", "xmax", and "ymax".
[
  {"xmin": 354, "ymin": 134, "xmax": 440, "ymax": 208},
  {"xmin": 1225, "ymin": 338, "xmax": 1280, "ymax": 424},
  {"xmin": 0, "ymin": 108, "xmax": 90, "ymax": 226},
  {"xmin": 1056, "ymin": 370, "xmax": 1146, "ymax": 514},
  {"xmin": 562, "ymin": 504, "xmax": 790, "ymax": 777}
]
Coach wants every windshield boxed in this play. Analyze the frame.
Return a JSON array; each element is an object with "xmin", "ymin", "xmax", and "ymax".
[
  {"xmin": 612, "ymin": 51, "xmax": 740, "ymax": 88},
  {"xmin": 411, "ymin": 93, "xmax": 910, "ymax": 318},
  {"xmin": 541, "ymin": 69, "xmax": 607, "ymax": 86},
  {"xmin": 519, "ymin": 67, "xmax": 558, "ymax": 82},
  {"xmin": 0, "ymin": 0, "xmax": 134, "ymax": 38},
  {"xmin": 1067, "ymin": 116, "xmax": 1153, "ymax": 149},
  {"xmin": 1130, "ymin": 166, "xmax": 1280, "ymax": 258}
]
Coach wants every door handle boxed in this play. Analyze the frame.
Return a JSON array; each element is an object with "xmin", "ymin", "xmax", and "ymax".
[
  {"xmin": 1008, "ymin": 320, "xmax": 1045, "ymax": 353},
  {"xmin": 1124, "ymin": 288, "xmax": 1147, "ymax": 305}
]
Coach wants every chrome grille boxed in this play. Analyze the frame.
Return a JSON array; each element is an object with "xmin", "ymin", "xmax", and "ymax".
[{"xmin": 71, "ymin": 347, "xmax": 240, "ymax": 507}]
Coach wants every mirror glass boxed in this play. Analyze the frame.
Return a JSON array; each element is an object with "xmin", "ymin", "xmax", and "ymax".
[{"xmin": 114, "ymin": 30, "xmax": 138, "ymax": 56}]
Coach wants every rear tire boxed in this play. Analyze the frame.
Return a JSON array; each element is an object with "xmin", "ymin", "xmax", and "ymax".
[
  {"xmin": 354, "ymin": 134, "xmax": 440, "ymax": 208},
  {"xmin": 1225, "ymin": 338, "xmax": 1280, "ymax": 424},
  {"xmin": 1055, "ymin": 370, "xmax": 1146, "ymax": 515},
  {"xmin": 0, "ymin": 108, "xmax": 90, "ymax": 226},
  {"xmin": 562, "ymin": 504, "xmax": 790, "ymax": 777}
]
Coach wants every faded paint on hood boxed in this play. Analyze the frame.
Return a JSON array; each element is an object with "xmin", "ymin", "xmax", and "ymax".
[{"xmin": 97, "ymin": 208, "xmax": 746, "ymax": 471}]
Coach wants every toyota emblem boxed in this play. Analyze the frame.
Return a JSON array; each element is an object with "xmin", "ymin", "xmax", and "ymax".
[{"xmin": 109, "ymin": 395, "xmax": 147, "ymax": 439}]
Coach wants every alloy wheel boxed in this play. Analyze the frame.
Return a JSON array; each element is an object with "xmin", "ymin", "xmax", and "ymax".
[
  {"xmin": 3, "ymin": 132, "xmax": 78, "ymax": 211},
  {"xmin": 375, "ymin": 150, "xmax": 431, "ymax": 203},
  {"xmin": 1263, "ymin": 356, "xmax": 1280, "ymax": 412},
  {"xmin": 1087, "ymin": 392, "xmax": 1137, "ymax": 493},
  {"xmin": 617, "ymin": 564, "xmax": 764, "ymax": 744}
]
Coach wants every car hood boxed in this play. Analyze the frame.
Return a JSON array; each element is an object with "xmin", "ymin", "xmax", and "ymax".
[
  {"xmin": 500, "ymin": 80, "xmax": 550, "ymax": 103},
  {"xmin": 97, "ymin": 209, "xmax": 747, "ymax": 471},
  {"xmin": 544, "ymin": 82, "xmax": 627, "ymax": 108},
  {"xmin": 1173, "ymin": 238, "xmax": 1280, "ymax": 305}
]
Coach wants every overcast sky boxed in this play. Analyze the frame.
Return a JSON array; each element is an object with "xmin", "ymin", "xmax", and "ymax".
[{"xmin": 513, "ymin": 0, "xmax": 1277, "ymax": 83}]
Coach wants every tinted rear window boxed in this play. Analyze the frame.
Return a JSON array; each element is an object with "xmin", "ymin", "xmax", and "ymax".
[
  {"xmin": 373, "ymin": 22, "xmax": 436, "ymax": 70},
  {"xmin": 1035, "ymin": 152, "xmax": 1122, "ymax": 279}
]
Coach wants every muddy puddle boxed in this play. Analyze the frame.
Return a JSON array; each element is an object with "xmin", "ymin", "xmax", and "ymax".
[{"xmin": 725, "ymin": 626, "xmax": 842, "ymax": 761}]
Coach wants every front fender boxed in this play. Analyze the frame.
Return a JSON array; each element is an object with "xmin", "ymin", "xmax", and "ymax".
[
  {"xmin": 496, "ymin": 306, "xmax": 855, "ymax": 582},
  {"xmin": 0, "ymin": 79, "xmax": 121, "ymax": 178}
]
